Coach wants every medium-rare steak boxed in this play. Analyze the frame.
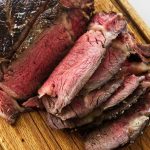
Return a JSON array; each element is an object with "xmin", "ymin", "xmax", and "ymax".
[
  {"xmin": 39, "ymin": 12, "xmax": 127, "ymax": 114},
  {"xmin": 56, "ymin": 73, "xmax": 124, "ymax": 120},
  {"xmin": 40, "ymin": 30, "xmax": 106, "ymax": 113},
  {"xmin": 85, "ymin": 93, "xmax": 150, "ymax": 150},
  {"xmin": 0, "ymin": 7, "xmax": 91, "ymax": 100},
  {"xmin": 83, "ymin": 34, "xmax": 129, "ymax": 93},
  {"xmin": 104, "ymin": 75, "xmax": 145, "ymax": 109},
  {"xmin": 0, "ymin": 90, "xmax": 24, "ymax": 124}
]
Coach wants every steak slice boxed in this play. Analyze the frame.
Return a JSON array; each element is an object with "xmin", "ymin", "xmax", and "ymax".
[
  {"xmin": 84, "ymin": 93, "xmax": 150, "ymax": 150},
  {"xmin": 56, "ymin": 73, "xmax": 124, "ymax": 120},
  {"xmin": 104, "ymin": 75, "xmax": 145, "ymax": 109},
  {"xmin": 0, "ymin": 8, "xmax": 91, "ymax": 100},
  {"xmin": 83, "ymin": 34, "xmax": 129, "ymax": 93},
  {"xmin": 39, "ymin": 12, "xmax": 127, "ymax": 114},
  {"xmin": 0, "ymin": 0, "xmax": 57, "ymax": 58},
  {"xmin": 0, "ymin": 90, "xmax": 24, "ymax": 124}
]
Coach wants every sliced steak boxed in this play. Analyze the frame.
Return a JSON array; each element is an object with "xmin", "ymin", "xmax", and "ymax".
[
  {"xmin": 40, "ymin": 30, "xmax": 106, "ymax": 114},
  {"xmin": 45, "ymin": 76, "xmax": 146, "ymax": 129},
  {"xmin": 84, "ymin": 93, "xmax": 150, "ymax": 150},
  {"xmin": 0, "ymin": 8, "xmax": 91, "ymax": 100},
  {"xmin": 82, "ymin": 32, "xmax": 129, "ymax": 93},
  {"xmin": 57, "ymin": 73, "xmax": 124, "ymax": 120},
  {"xmin": 91, "ymin": 86, "xmax": 147, "ymax": 127},
  {"xmin": 39, "ymin": 12, "xmax": 127, "ymax": 114},
  {"xmin": 0, "ymin": 90, "xmax": 24, "ymax": 124},
  {"xmin": 104, "ymin": 75, "xmax": 145, "ymax": 109}
]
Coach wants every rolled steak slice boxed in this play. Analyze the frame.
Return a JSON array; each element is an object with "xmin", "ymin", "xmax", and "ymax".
[
  {"xmin": 56, "ymin": 73, "xmax": 124, "ymax": 120},
  {"xmin": 39, "ymin": 12, "xmax": 127, "ymax": 114},
  {"xmin": 0, "ymin": 8, "xmax": 91, "ymax": 100},
  {"xmin": 0, "ymin": 90, "xmax": 24, "ymax": 124},
  {"xmin": 84, "ymin": 93, "xmax": 150, "ymax": 150},
  {"xmin": 104, "ymin": 75, "xmax": 145, "ymax": 109}
]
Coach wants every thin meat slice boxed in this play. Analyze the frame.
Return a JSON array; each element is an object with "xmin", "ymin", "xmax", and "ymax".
[
  {"xmin": 0, "ymin": 8, "xmax": 90, "ymax": 100},
  {"xmin": 57, "ymin": 73, "xmax": 124, "ymax": 120},
  {"xmin": 91, "ymin": 86, "xmax": 147, "ymax": 127},
  {"xmin": 104, "ymin": 75, "xmax": 145, "ymax": 109},
  {"xmin": 84, "ymin": 93, "xmax": 150, "ymax": 150},
  {"xmin": 46, "ymin": 86, "xmax": 146, "ymax": 129},
  {"xmin": 0, "ymin": 90, "xmax": 24, "ymax": 124},
  {"xmin": 82, "ymin": 31, "xmax": 129, "ymax": 93},
  {"xmin": 39, "ymin": 12, "xmax": 127, "ymax": 114}
]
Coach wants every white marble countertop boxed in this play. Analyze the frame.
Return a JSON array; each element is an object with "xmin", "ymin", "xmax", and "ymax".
[{"xmin": 129, "ymin": 0, "xmax": 150, "ymax": 26}]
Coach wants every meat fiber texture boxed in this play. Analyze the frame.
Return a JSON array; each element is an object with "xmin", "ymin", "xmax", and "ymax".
[
  {"xmin": 39, "ymin": 12, "xmax": 127, "ymax": 114},
  {"xmin": 85, "ymin": 93, "xmax": 150, "ymax": 150},
  {"xmin": 0, "ymin": 8, "xmax": 90, "ymax": 100}
]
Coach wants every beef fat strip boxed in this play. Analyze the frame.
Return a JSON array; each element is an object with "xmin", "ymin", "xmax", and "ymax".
[
  {"xmin": 38, "ymin": 12, "xmax": 127, "ymax": 114},
  {"xmin": 0, "ymin": 7, "xmax": 92, "ymax": 100},
  {"xmin": 85, "ymin": 93, "xmax": 150, "ymax": 150}
]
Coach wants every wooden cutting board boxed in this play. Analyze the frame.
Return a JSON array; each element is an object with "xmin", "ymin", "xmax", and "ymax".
[{"xmin": 0, "ymin": 0, "xmax": 150, "ymax": 150}]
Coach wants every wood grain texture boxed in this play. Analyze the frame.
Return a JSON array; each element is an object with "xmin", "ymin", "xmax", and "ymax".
[
  {"xmin": 0, "ymin": 0, "xmax": 150, "ymax": 150},
  {"xmin": 116, "ymin": 0, "xmax": 150, "ymax": 43}
]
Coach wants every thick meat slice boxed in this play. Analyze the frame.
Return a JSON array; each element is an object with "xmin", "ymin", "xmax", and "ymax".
[
  {"xmin": 0, "ymin": 90, "xmax": 24, "ymax": 124},
  {"xmin": 84, "ymin": 93, "xmax": 150, "ymax": 150},
  {"xmin": 0, "ymin": 8, "xmax": 90, "ymax": 100},
  {"xmin": 0, "ymin": 0, "xmax": 57, "ymax": 58},
  {"xmin": 83, "ymin": 35, "xmax": 129, "ymax": 93},
  {"xmin": 40, "ymin": 30, "xmax": 106, "ymax": 114},
  {"xmin": 39, "ymin": 12, "xmax": 127, "ymax": 114},
  {"xmin": 56, "ymin": 73, "xmax": 124, "ymax": 120},
  {"xmin": 104, "ymin": 75, "xmax": 145, "ymax": 109}
]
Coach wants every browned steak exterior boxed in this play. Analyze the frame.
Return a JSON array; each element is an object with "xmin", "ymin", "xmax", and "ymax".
[{"xmin": 0, "ymin": 0, "xmax": 58, "ymax": 57}]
